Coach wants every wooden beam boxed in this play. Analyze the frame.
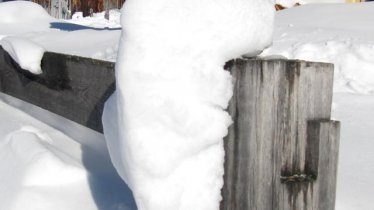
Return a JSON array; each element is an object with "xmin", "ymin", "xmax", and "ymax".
[{"xmin": 0, "ymin": 47, "xmax": 115, "ymax": 133}]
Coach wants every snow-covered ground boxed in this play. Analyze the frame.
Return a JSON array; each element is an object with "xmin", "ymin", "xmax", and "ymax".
[
  {"xmin": 0, "ymin": 1, "xmax": 374, "ymax": 210},
  {"xmin": 262, "ymin": 2, "xmax": 374, "ymax": 94},
  {"xmin": 0, "ymin": 93, "xmax": 137, "ymax": 210},
  {"xmin": 0, "ymin": 1, "xmax": 120, "ymax": 61}
]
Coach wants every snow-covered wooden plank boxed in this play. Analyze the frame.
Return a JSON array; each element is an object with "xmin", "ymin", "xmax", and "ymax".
[
  {"xmin": 221, "ymin": 58, "xmax": 339, "ymax": 210},
  {"xmin": 0, "ymin": 47, "xmax": 115, "ymax": 132}
]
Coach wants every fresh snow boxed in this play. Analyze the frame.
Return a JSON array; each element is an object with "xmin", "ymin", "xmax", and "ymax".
[
  {"xmin": 0, "ymin": 1, "xmax": 374, "ymax": 210},
  {"xmin": 68, "ymin": 10, "xmax": 121, "ymax": 29},
  {"xmin": 0, "ymin": 1, "xmax": 120, "ymax": 62},
  {"xmin": 332, "ymin": 93, "xmax": 374, "ymax": 210},
  {"xmin": 102, "ymin": 1, "xmax": 274, "ymax": 210},
  {"xmin": 0, "ymin": 93, "xmax": 137, "ymax": 210},
  {"xmin": 261, "ymin": 2, "xmax": 374, "ymax": 94}
]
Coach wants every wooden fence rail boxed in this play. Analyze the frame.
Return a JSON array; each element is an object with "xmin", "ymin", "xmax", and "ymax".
[{"xmin": 0, "ymin": 47, "xmax": 340, "ymax": 210}]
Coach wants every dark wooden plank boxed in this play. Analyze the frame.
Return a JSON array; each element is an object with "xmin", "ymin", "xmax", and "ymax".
[
  {"xmin": 0, "ymin": 46, "xmax": 115, "ymax": 132},
  {"xmin": 221, "ymin": 58, "xmax": 338, "ymax": 210}
]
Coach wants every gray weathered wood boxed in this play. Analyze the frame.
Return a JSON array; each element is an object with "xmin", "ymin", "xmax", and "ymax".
[
  {"xmin": 0, "ymin": 46, "xmax": 115, "ymax": 132},
  {"xmin": 306, "ymin": 120, "xmax": 340, "ymax": 210},
  {"xmin": 221, "ymin": 58, "xmax": 340, "ymax": 210}
]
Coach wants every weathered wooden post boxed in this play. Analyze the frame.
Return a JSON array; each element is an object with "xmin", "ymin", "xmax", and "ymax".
[{"xmin": 221, "ymin": 58, "xmax": 340, "ymax": 210}]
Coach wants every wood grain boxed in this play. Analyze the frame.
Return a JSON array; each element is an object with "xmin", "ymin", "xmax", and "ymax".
[
  {"xmin": 221, "ymin": 58, "xmax": 340, "ymax": 210},
  {"xmin": 0, "ymin": 47, "xmax": 115, "ymax": 132}
]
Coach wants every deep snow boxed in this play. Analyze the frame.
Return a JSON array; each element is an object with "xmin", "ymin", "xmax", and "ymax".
[
  {"xmin": 0, "ymin": 1, "xmax": 120, "ymax": 62},
  {"xmin": 0, "ymin": 1, "xmax": 374, "ymax": 210},
  {"xmin": 0, "ymin": 93, "xmax": 137, "ymax": 210},
  {"xmin": 261, "ymin": 2, "xmax": 374, "ymax": 94},
  {"xmin": 102, "ymin": 1, "xmax": 274, "ymax": 210}
]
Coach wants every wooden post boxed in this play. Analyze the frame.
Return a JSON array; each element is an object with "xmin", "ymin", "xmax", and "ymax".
[{"xmin": 221, "ymin": 58, "xmax": 340, "ymax": 210}]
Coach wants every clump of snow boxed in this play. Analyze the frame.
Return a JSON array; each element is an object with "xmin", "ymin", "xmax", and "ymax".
[
  {"xmin": 72, "ymin": 12, "xmax": 84, "ymax": 19},
  {"xmin": 69, "ymin": 10, "xmax": 121, "ymax": 29},
  {"xmin": 3, "ymin": 126, "xmax": 86, "ymax": 187},
  {"xmin": 103, "ymin": 1, "xmax": 274, "ymax": 210},
  {"xmin": 0, "ymin": 37, "xmax": 45, "ymax": 74},
  {"xmin": 262, "ymin": 2, "xmax": 374, "ymax": 94}
]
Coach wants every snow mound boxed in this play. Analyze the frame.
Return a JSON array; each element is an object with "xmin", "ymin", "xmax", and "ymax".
[
  {"xmin": 0, "ymin": 1, "xmax": 53, "ymax": 24},
  {"xmin": 262, "ymin": 2, "xmax": 374, "ymax": 94},
  {"xmin": 0, "ymin": 37, "xmax": 45, "ymax": 74},
  {"xmin": 3, "ymin": 127, "xmax": 86, "ymax": 186},
  {"xmin": 103, "ymin": 0, "xmax": 274, "ymax": 210}
]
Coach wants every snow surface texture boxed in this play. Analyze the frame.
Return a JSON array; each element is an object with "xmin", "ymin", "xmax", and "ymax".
[
  {"xmin": 102, "ymin": 1, "xmax": 274, "ymax": 210},
  {"xmin": 0, "ymin": 93, "xmax": 137, "ymax": 210},
  {"xmin": 0, "ymin": 1, "xmax": 120, "ymax": 62},
  {"xmin": 0, "ymin": 37, "xmax": 45, "ymax": 74},
  {"xmin": 332, "ymin": 93, "xmax": 374, "ymax": 210},
  {"xmin": 262, "ymin": 2, "xmax": 374, "ymax": 94}
]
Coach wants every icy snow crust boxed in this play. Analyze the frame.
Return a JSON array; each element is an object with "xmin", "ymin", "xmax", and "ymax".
[{"xmin": 102, "ymin": 1, "xmax": 274, "ymax": 210}]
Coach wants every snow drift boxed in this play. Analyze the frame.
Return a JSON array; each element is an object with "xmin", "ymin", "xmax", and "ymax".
[{"xmin": 103, "ymin": 0, "xmax": 274, "ymax": 210}]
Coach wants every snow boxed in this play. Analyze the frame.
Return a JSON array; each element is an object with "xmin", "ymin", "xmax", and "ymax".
[
  {"xmin": 102, "ymin": 1, "xmax": 274, "ymax": 210},
  {"xmin": 0, "ymin": 37, "xmax": 45, "ymax": 74},
  {"xmin": 0, "ymin": 1, "xmax": 120, "ymax": 62},
  {"xmin": 332, "ymin": 93, "xmax": 374, "ymax": 210},
  {"xmin": 68, "ymin": 10, "xmax": 121, "ymax": 29},
  {"xmin": 0, "ymin": 1, "xmax": 373, "ymax": 210},
  {"xmin": 0, "ymin": 93, "xmax": 137, "ymax": 210},
  {"xmin": 262, "ymin": 2, "xmax": 374, "ymax": 94}
]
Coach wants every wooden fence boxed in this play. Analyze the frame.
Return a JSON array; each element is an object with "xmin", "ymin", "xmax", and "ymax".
[{"xmin": 0, "ymin": 47, "xmax": 340, "ymax": 209}]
